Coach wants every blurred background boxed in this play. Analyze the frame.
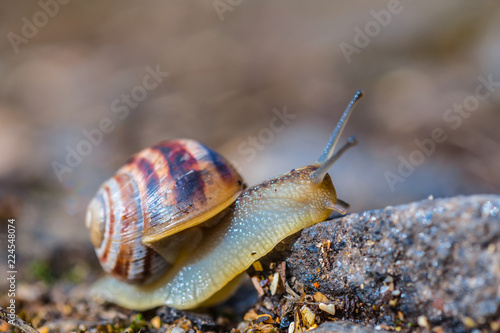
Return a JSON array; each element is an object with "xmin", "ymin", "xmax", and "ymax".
[{"xmin": 0, "ymin": 1, "xmax": 499, "ymax": 292}]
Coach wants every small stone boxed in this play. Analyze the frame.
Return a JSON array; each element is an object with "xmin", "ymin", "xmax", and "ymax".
[
  {"xmin": 418, "ymin": 316, "xmax": 429, "ymax": 328},
  {"xmin": 171, "ymin": 327, "xmax": 184, "ymax": 333},
  {"xmin": 251, "ymin": 276, "xmax": 264, "ymax": 297},
  {"xmin": 314, "ymin": 291, "xmax": 329, "ymax": 302},
  {"xmin": 463, "ymin": 316, "xmax": 477, "ymax": 328},
  {"xmin": 319, "ymin": 303, "xmax": 336, "ymax": 316},
  {"xmin": 270, "ymin": 272, "xmax": 279, "ymax": 295},
  {"xmin": 490, "ymin": 321, "xmax": 500, "ymax": 330},
  {"xmin": 237, "ymin": 321, "xmax": 250, "ymax": 332},
  {"xmin": 61, "ymin": 304, "xmax": 72, "ymax": 315},
  {"xmin": 151, "ymin": 316, "xmax": 161, "ymax": 329}
]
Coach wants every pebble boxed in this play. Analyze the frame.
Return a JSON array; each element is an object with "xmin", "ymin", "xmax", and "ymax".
[
  {"xmin": 270, "ymin": 272, "xmax": 279, "ymax": 295},
  {"xmin": 417, "ymin": 315, "xmax": 429, "ymax": 328},
  {"xmin": 318, "ymin": 303, "xmax": 336, "ymax": 316},
  {"xmin": 151, "ymin": 316, "xmax": 161, "ymax": 329}
]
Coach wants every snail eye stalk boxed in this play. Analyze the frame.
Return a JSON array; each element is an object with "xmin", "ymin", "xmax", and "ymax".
[{"xmin": 311, "ymin": 90, "xmax": 363, "ymax": 184}]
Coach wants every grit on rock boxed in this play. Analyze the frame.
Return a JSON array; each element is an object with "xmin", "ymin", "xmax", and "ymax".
[{"xmin": 250, "ymin": 195, "xmax": 500, "ymax": 333}]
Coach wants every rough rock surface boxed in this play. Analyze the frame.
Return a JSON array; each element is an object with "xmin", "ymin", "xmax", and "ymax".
[{"xmin": 251, "ymin": 195, "xmax": 500, "ymax": 332}]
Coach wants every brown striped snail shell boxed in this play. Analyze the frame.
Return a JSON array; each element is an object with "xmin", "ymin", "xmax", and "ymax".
[
  {"xmin": 87, "ymin": 90, "xmax": 364, "ymax": 310},
  {"xmin": 86, "ymin": 139, "xmax": 245, "ymax": 284}
]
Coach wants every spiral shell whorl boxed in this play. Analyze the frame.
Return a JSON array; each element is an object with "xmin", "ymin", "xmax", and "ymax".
[
  {"xmin": 87, "ymin": 173, "xmax": 170, "ymax": 284},
  {"xmin": 86, "ymin": 139, "xmax": 245, "ymax": 285}
]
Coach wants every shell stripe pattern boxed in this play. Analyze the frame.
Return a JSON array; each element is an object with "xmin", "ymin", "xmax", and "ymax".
[
  {"xmin": 99, "ymin": 185, "xmax": 115, "ymax": 264},
  {"xmin": 114, "ymin": 173, "xmax": 160, "ymax": 283},
  {"xmin": 122, "ymin": 139, "xmax": 242, "ymax": 234},
  {"xmin": 124, "ymin": 140, "xmax": 208, "ymax": 232},
  {"xmin": 204, "ymin": 146, "xmax": 238, "ymax": 183},
  {"xmin": 93, "ymin": 139, "xmax": 243, "ymax": 284},
  {"xmin": 155, "ymin": 142, "xmax": 207, "ymax": 206},
  {"xmin": 96, "ymin": 172, "xmax": 169, "ymax": 284}
]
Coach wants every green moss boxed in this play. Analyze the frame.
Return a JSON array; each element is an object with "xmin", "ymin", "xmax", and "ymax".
[
  {"xmin": 27, "ymin": 259, "xmax": 55, "ymax": 284},
  {"xmin": 128, "ymin": 313, "xmax": 148, "ymax": 331}
]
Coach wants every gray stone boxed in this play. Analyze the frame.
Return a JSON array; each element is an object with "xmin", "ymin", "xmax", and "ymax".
[{"xmin": 256, "ymin": 195, "xmax": 500, "ymax": 332}]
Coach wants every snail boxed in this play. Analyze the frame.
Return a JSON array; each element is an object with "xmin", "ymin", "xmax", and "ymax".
[{"xmin": 86, "ymin": 90, "xmax": 364, "ymax": 310}]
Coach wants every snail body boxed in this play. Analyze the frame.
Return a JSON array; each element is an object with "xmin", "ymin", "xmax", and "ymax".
[{"xmin": 87, "ymin": 91, "xmax": 364, "ymax": 310}]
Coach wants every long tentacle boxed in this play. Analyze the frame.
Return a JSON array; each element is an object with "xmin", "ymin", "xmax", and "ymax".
[
  {"xmin": 311, "ymin": 90, "xmax": 364, "ymax": 184},
  {"xmin": 316, "ymin": 90, "xmax": 363, "ymax": 165}
]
